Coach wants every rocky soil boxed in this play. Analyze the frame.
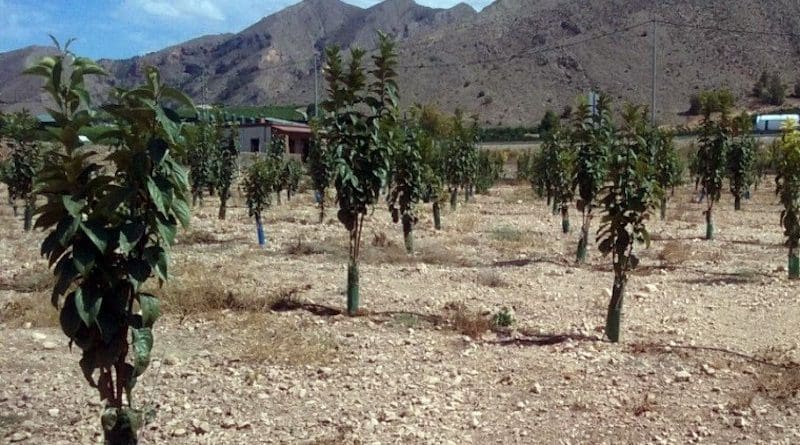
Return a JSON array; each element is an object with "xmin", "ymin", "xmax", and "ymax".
[{"xmin": 1, "ymin": 181, "xmax": 800, "ymax": 444}]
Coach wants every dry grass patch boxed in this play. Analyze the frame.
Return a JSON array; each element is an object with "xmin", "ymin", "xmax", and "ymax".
[
  {"xmin": 235, "ymin": 314, "xmax": 338, "ymax": 366},
  {"xmin": 0, "ymin": 295, "xmax": 59, "ymax": 327},
  {"xmin": 0, "ymin": 267, "xmax": 54, "ymax": 293},
  {"xmin": 476, "ymin": 270, "xmax": 507, "ymax": 288},
  {"xmin": 443, "ymin": 302, "xmax": 491, "ymax": 338},
  {"xmin": 658, "ymin": 241, "xmax": 693, "ymax": 266}
]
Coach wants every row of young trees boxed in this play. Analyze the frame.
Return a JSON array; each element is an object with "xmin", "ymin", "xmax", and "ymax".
[
  {"xmin": 0, "ymin": 110, "xmax": 46, "ymax": 230},
  {"xmin": 236, "ymin": 33, "xmax": 503, "ymax": 316}
]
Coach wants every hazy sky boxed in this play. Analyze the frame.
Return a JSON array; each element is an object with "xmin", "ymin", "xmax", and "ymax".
[{"xmin": 0, "ymin": 0, "xmax": 494, "ymax": 59}]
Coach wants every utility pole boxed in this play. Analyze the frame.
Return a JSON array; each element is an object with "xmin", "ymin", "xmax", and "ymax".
[
  {"xmin": 651, "ymin": 19, "xmax": 657, "ymax": 126},
  {"xmin": 314, "ymin": 53, "xmax": 320, "ymax": 118}
]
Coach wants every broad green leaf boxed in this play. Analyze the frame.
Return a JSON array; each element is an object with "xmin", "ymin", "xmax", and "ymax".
[
  {"xmin": 128, "ymin": 259, "xmax": 151, "ymax": 290},
  {"xmin": 144, "ymin": 246, "xmax": 168, "ymax": 281},
  {"xmin": 147, "ymin": 177, "xmax": 167, "ymax": 213},
  {"xmin": 171, "ymin": 198, "xmax": 191, "ymax": 228},
  {"xmin": 81, "ymin": 221, "xmax": 109, "ymax": 252},
  {"xmin": 75, "ymin": 287, "xmax": 102, "ymax": 327},
  {"xmin": 132, "ymin": 328, "xmax": 153, "ymax": 376},
  {"xmin": 137, "ymin": 293, "xmax": 160, "ymax": 328},
  {"xmin": 120, "ymin": 222, "xmax": 145, "ymax": 254},
  {"xmin": 59, "ymin": 292, "xmax": 82, "ymax": 338}
]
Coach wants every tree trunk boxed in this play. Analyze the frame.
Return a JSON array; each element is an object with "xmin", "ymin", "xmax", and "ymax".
[
  {"xmin": 449, "ymin": 189, "xmax": 458, "ymax": 211},
  {"xmin": 432, "ymin": 202, "xmax": 442, "ymax": 230},
  {"xmin": 660, "ymin": 197, "xmax": 667, "ymax": 221},
  {"xmin": 287, "ymin": 189, "xmax": 292, "ymax": 202},
  {"xmin": 560, "ymin": 206, "xmax": 570, "ymax": 234},
  {"xmin": 23, "ymin": 197, "xmax": 34, "ymax": 232},
  {"xmin": 734, "ymin": 194, "xmax": 741, "ymax": 211},
  {"xmin": 402, "ymin": 214, "xmax": 414, "ymax": 254},
  {"xmin": 102, "ymin": 406, "xmax": 139, "ymax": 445},
  {"xmin": 256, "ymin": 215, "xmax": 265, "ymax": 246},
  {"xmin": 276, "ymin": 190, "xmax": 282, "ymax": 205},
  {"xmin": 552, "ymin": 198, "xmax": 558, "ymax": 215},
  {"xmin": 347, "ymin": 259, "xmax": 359, "ymax": 316},
  {"xmin": 9, "ymin": 196, "xmax": 17, "ymax": 217},
  {"xmin": 705, "ymin": 209, "xmax": 714, "ymax": 240},
  {"xmin": 605, "ymin": 273, "xmax": 626, "ymax": 343},
  {"xmin": 789, "ymin": 247, "xmax": 799, "ymax": 280},
  {"xmin": 218, "ymin": 193, "xmax": 227, "ymax": 220},
  {"xmin": 464, "ymin": 186, "xmax": 470, "ymax": 203},
  {"xmin": 577, "ymin": 232, "xmax": 588, "ymax": 263}
]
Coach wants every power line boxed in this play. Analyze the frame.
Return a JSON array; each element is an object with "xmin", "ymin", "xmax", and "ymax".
[{"xmin": 655, "ymin": 19, "xmax": 800, "ymax": 39}]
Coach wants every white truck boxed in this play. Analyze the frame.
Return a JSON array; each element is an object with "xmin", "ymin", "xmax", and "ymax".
[{"xmin": 754, "ymin": 114, "xmax": 799, "ymax": 133}]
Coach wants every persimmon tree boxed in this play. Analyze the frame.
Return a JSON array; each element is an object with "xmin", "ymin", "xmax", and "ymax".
[
  {"xmin": 775, "ymin": 123, "xmax": 800, "ymax": 279},
  {"xmin": 186, "ymin": 118, "xmax": 217, "ymax": 206},
  {"xmin": 597, "ymin": 104, "xmax": 660, "ymax": 342},
  {"xmin": 444, "ymin": 111, "xmax": 478, "ymax": 210},
  {"xmin": 727, "ymin": 113, "xmax": 756, "ymax": 211},
  {"xmin": 650, "ymin": 129, "xmax": 682, "ymax": 220},
  {"xmin": 696, "ymin": 110, "xmax": 730, "ymax": 239},
  {"xmin": 1, "ymin": 110, "xmax": 43, "ymax": 230},
  {"xmin": 322, "ymin": 32, "xmax": 396, "ymax": 315},
  {"xmin": 28, "ymin": 43, "xmax": 192, "ymax": 444},
  {"xmin": 388, "ymin": 124, "xmax": 423, "ymax": 253},
  {"xmin": 547, "ymin": 128, "xmax": 576, "ymax": 233},
  {"xmin": 243, "ymin": 157, "xmax": 279, "ymax": 246},
  {"xmin": 283, "ymin": 158, "xmax": 304, "ymax": 201},
  {"xmin": 573, "ymin": 95, "xmax": 613, "ymax": 262},
  {"xmin": 307, "ymin": 120, "xmax": 334, "ymax": 223},
  {"xmin": 412, "ymin": 105, "xmax": 448, "ymax": 230},
  {"xmin": 215, "ymin": 120, "xmax": 239, "ymax": 219}
]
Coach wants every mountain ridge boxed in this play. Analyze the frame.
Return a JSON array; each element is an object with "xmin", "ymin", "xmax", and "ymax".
[{"xmin": 2, "ymin": 0, "xmax": 800, "ymax": 126}]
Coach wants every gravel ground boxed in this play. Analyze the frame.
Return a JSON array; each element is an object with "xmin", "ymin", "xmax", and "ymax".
[{"xmin": 1, "ymin": 181, "xmax": 800, "ymax": 444}]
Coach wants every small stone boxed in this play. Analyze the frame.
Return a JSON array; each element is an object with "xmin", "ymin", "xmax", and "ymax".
[
  {"xmin": 172, "ymin": 428, "xmax": 187, "ymax": 437},
  {"xmin": 674, "ymin": 370, "xmax": 692, "ymax": 383},
  {"xmin": 23, "ymin": 322, "xmax": 32, "ymax": 329},
  {"xmin": 48, "ymin": 408, "xmax": 60, "ymax": 417},
  {"xmin": 191, "ymin": 419, "xmax": 210, "ymax": 434},
  {"xmin": 9, "ymin": 432, "xmax": 31, "ymax": 442},
  {"xmin": 644, "ymin": 284, "xmax": 659, "ymax": 293},
  {"xmin": 221, "ymin": 418, "xmax": 236, "ymax": 429},
  {"xmin": 734, "ymin": 417, "xmax": 748, "ymax": 428},
  {"xmin": 236, "ymin": 421, "xmax": 252, "ymax": 430},
  {"xmin": 211, "ymin": 407, "xmax": 223, "ymax": 415},
  {"xmin": 163, "ymin": 355, "xmax": 178, "ymax": 366},
  {"xmin": 42, "ymin": 341, "xmax": 58, "ymax": 350},
  {"xmin": 531, "ymin": 383, "xmax": 543, "ymax": 394},
  {"xmin": 701, "ymin": 364, "xmax": 716, "ymax": 376}
]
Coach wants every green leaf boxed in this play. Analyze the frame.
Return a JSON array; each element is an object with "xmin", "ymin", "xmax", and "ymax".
[
  {"xmin": 132, "ymin": 327, "xmax": 154, "ymax": 377},
  {"xmin": 137, "ymin": 293, "xmax": 160, "ymax": 328},
  {"xmin": 80, "ymin": 221, "xmax": 109, "ymax": 252},
  {"xmin": 59, "ymin": 292, "xmax": 82, "ymax": 338},
  {"xmin": 147, "ymin": 177, "xmax": 167, "ymax": 213},
  {"xmin": 72, "ymin": 241, "xmax": 96, "ymax": 275},
  {"xmin": 148, "ymin": 138, "xmax": 168, "ymax": 165},
  {"xmin": 171, "ymin": 198, "xmax": 191, "ymax": 228},
  {"xmin": 144, "ymin": 246, "xmax": 168, "ymax": 281},
  {"xmin": 128, "ymin": 259, "xmax": 151, "ymax": 290},
  {"xmin": 119, "ymin": 222, "xmax": 145, "ymax": 254},
  {"xmin": 75, "ymin": 287, "xmax": 102, "ymax": 327},
  {"xmin": 79, "ymin": 353, "xmax": 96, "ymax": 387},
  {"xmin": 62, "ymin": 195, "xmax": 86, "ymax": 218}
]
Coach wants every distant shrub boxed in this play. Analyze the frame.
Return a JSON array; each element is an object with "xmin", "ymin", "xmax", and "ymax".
[
  {"xmin": 753, "ymin": 70, "xmax": 787, "ymax": 106},
  {"xmin": 688, "ymin": 89, "xmax": 735, "ymax": 115}
]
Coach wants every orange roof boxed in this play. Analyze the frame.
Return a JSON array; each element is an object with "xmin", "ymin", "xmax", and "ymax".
[{"xmin": 272, "ymin": 124, "xmax": 311, "ymax": 135}]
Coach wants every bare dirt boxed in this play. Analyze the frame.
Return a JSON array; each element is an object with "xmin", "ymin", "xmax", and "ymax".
[{"xmin": 1, "ymin": 180, "xmax": 800, "ymax": 444}]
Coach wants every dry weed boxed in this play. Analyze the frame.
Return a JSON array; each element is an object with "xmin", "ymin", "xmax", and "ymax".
[
  {"xmin": 236, "ymin": 315, "xmax": 338, "ymax": 366},
  {"xmin": 443, "ymin": 302, "xmax": 490, "ymax": 338},
  {"xmin": 658, "ymin": 241, "xmax": 693, "ymax": 265},
  {"xmin": 476, "ymin": 270, "xmax": 507, "ymax": 288},
  {"xmin": 0, "ymin": 295, "xmax": 59, "ymax": 327}
]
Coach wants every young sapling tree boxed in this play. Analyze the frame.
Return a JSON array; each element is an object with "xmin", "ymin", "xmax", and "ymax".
[
  {"xmin": 727, "ymin": 113, "xmax": 756, "ymax": 211},
  {"xmin": 215, "ymin": 120, "xmax": 239, "ymax": 219},
  {"xmin": 651, "ymin": 129, "xmax": 683, "ymax": 220},
  {"xmin": 388, "ymin": 124, "xmax": 423, "ymax": 253},
  {"xmin": 597, "ymin": 104, "xmax": 660, "ymax": 342},
  {"xmin": 696, "ymin": 110, "xmax": 730, "ymax": 239},
  {"xmin": 2, "ymin": 110, "xmax": 42, "ymax": 230},
  {"xmin": 322, "ymin": 33, "xmax": 396, "ymax": 315},
  {"xmin": 776, "ymin": 122, "xmax": 800, "ymax": 279},
  {"xmin": 243, "ymin": 157, "xmax": 278, "ymax": 246},
  {"xmin": 29, "ymin": 45, "xmax": 192, "ymax": 443}
]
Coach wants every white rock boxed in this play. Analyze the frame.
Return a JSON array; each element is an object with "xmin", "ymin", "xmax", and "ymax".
[
  {"xmin": 9, "ymin": 432, "xmax": 31, "ymax": 442},
  {"xmin": 31, "ymin": 332, "xmax": 47, "ymax": 341},
  {"xmin": 172, "ymin": 428, "xmax": 187, "ymax": 437},
  {"xmin": 42, "ymin": 341, "xmax": 58, "ymax": 350},
  {"xmin": 531, "ymin": 383, "xmax": 543, "ymax": 394},
  {"xmin": 674, "ymin": 370, "xmax": 692, "ymax": 383},
  {"xmin": 48, "ymin": 408, "xmax": 60, "ymax": 417},
  {"xmin": 734, "ymin": 417, "xmax": 748, "ymax": 428}
]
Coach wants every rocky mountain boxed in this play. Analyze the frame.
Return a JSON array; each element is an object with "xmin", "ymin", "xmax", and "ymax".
[{"xmin": 2, "ymin": 0, "xmax": 800, "ymax": 126}]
